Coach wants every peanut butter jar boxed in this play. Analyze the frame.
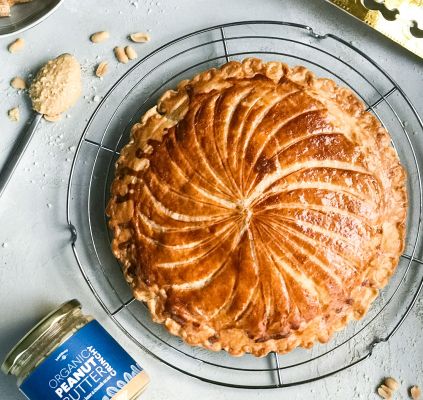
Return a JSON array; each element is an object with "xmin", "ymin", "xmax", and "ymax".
[{"xmin": 2, "ymin": 299, "xmax": 149, "ymax": 400}]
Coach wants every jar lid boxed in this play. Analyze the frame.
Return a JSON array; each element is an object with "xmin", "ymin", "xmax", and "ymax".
[{"xmin": 1, "ymin": 299, "xmax": 81, "ymax": 375}]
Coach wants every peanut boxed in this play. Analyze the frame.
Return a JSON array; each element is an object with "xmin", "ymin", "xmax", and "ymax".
[
  {"xmin": 377, "ymin": 385, "xmax": 393, "ymax": 399},
  {"xmin": 411, "ymin": 386, "xmax": 421, "ymax": 400},
  {"xmin": 90, "ymin": 31, "xmax": 109, "ymax": 43},
  {"xmin": 95, "ymin": 61, "xmax": 108, "ymax": 77},
  {"xmin": 129, "ymin": 32, "xmax": 150, "ymax": 43},
  {"xmin": 10, "ymin": 76, "xmax": 27, "ymax": 89},
  {"xmin": 384, "ymin": 377, "xmax": 399, "ymax": 392},
  {"xmin": 8, "ymin": 38, "xmax": 24, "ymax": 53},
  {"xmin": 124, "ymin": 45, "xmax": 137, "ymax": 60},
  {"xmin": 114, "ymin": 46, "xmax": 128, "ymax": 64}
]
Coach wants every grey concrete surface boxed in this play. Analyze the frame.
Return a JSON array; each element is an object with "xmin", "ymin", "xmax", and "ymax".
[{"xmin": 0, "ymin": 0, "xmax": 422, "ymax": 399}]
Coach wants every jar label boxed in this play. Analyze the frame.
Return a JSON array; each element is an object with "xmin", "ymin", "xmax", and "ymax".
[{"xmin": 20, "ymin": 320, "xmax": 149, "ymax": 400}]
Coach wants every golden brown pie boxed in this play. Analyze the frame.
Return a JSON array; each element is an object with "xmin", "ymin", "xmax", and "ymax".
[{"xmin": 107, "ymin": 58, "xmax": 407, "ymax": 357}]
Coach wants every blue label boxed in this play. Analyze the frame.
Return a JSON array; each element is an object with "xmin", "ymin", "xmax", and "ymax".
[{"xmin": 20, "ymin": 320, "xmax": 144, "ymax": 400}]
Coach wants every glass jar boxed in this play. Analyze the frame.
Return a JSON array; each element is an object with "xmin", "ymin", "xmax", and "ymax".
[{"xmin": 2, "ymin": 299, "xmax": 149, "ymax": 400}]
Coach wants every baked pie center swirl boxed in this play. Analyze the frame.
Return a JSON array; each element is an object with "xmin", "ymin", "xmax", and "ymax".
[{"xmin": 121, "ymin": 80, "xmax": 379, "ymax": 332}]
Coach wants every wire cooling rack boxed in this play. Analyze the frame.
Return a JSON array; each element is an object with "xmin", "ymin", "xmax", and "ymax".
[{"xmin": 66, "ymin": 21, "xmax": 423, "ymax": 388}]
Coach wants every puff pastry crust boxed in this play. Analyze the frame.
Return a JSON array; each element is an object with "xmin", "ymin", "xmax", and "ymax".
[{"xmin": 107, "ymin": 58, "xmax": 407, "ymax": 357}]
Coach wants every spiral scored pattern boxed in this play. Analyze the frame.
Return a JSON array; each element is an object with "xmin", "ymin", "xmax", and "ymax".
[{"xmin": 107, "ymin": 59, "xmax": 407, "ymax": 356}]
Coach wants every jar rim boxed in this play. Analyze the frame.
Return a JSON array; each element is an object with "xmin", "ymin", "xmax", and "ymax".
[{"xmin": 1, "ymin": 299, "xmax": 81, "ymax": 375}]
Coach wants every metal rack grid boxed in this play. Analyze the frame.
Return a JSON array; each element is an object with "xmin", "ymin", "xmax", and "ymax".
[{"xmin": 66, "ymin": 21, "xmax": 423, "ymax": 388}]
